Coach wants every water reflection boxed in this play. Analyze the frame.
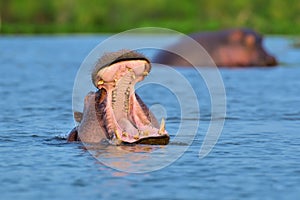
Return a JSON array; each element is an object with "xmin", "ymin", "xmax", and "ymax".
[{"xmin": 84, "ymin": 142, "xmax": 185, "ymax": 173}]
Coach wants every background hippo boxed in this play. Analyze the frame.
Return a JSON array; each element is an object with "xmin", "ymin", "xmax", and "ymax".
[{"xmin": 153, "ymin": 28, "xmax": 277, "ymax": 67}]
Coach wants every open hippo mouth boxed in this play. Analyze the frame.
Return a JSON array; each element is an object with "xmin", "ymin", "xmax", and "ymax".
[{"xmin": 89, "ymin": 50, "xmax": 169, "ymax": 145}]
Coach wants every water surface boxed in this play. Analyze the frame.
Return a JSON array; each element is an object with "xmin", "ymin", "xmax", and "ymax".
[{"xmin": 0, "ymin": 35, "xmax": 300, "ymax": 199}]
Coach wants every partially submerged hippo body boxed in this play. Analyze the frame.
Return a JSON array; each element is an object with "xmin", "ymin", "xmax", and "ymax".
[
  {"xmin": 153, "ymin": 28, "xmax": 277, "ymax": 67},
  {"xmin": 68, "ymin": 50, "xmax": 169, "ymax": 145}
]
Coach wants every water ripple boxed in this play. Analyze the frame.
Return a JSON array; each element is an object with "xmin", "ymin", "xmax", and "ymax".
[{"xmin": 0, "ymin": 36, "xmax": 300, "ymax": 200}]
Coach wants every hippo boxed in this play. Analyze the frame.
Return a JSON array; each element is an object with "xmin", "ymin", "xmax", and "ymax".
[
  {"xmin": 67, "ymin": 50, "xmax": 169, "ymax": 145},
  {"xmin": 153, "ymin": 28, "xmax": 277, "ymax": 67}
]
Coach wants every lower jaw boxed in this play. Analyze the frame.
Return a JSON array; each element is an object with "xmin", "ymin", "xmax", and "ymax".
[
  {"xmin": 107, "ymin": 101, "xmax": 169, "ymax": 144},
  {"xmin": 95, "ymin": 89, "xmax": 169, "ymax": 145},
  {"xmin": 127, "ymin": 135, "xmax": 170, "ymax": 145}
]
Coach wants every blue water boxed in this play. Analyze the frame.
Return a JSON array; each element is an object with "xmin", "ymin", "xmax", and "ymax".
[{"xmin": 0, "ymin": 35, "xmax": 300, "ymax": 200}]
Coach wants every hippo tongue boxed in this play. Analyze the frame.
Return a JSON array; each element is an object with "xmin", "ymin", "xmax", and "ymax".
[{"xmin": 96, "ymin": 60, "xmax": 169, "ymax": 145}]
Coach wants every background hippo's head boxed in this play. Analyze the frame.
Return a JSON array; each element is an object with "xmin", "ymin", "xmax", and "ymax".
[
  {"xmin": 154, "ymin": 28, "xmax": 278, "ymax": 67},
  {"xmin": 211, "ymin": 28, "xmax": 278, "ymax": 67}
]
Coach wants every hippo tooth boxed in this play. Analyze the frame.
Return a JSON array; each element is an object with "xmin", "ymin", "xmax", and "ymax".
[
  {"xmin": 112, "ymin": 130, "xmax": 123, "ymax": 145},
  {"xmin": 112, "ymin": 78, "xmax": 118, "ymax": 88},
  {"xmin": 97, "ymin": 80, "xmax": 104, "ymax": 86},
  {"xmin": 122, "ymin": 131, "xmax": 128, "ymax": 137},
  {"xmin": 131, "ymin": 74, "xmax": 136, "ymax": 79},
  {"xmin": 114, "ymin": 129, "xmax": 121, "ymax": 140},
  {"xmin": 158, "ymin": 118, "xmax": 165, "ymax": 135},
  {"xmin": 133, "ymin": 134, "xmax": 139, "ymax": 140},
  {"xmin": 143, "ymin": 130, "xmax": 149, "ymax": 136},
  {"xmin": 143, "ymin": 71, "xmax": 149, "ymax": 76}
]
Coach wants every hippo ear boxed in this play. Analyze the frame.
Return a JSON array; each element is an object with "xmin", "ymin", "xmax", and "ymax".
[
  {"xmin": 245, "ymin": 34, "xmax": 256, "ymax": 47},
  {"xmin": 228, "ymin": 29, "xmax": 243, "ymax": 42}
]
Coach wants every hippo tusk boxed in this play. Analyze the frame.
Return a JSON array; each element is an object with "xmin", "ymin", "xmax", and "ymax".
[{"xmin": 158, "ymin": 118, "xmax": 165, "ymax": 135}]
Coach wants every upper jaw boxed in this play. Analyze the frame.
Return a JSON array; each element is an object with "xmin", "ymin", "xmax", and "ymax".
[
  {"xmin": 94, "ymin": 60, "xmax": 151, "ymax": 89},
  {"xmin": 92, "ymin": 49, "xmax": 151, "ymax": 88}
]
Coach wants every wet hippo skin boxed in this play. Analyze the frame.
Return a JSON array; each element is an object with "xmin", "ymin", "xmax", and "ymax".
[
  {"xmin": 67, "ymin": 50, "xmax": 169, "ymax": 145},
  {"xmin": 153, "ymin": 28, "xmax": 277, "ymax": 67}
]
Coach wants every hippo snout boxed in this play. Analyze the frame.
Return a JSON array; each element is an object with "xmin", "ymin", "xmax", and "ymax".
[
  {"xmin": 265, "ymin": 54, "xmax": 277, "ymax": 66},
  {"xmin": 258, "ymin": 49, "xmax": 278, "ymax": 67}
]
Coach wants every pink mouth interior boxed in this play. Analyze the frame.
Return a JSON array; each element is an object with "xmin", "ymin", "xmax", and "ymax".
[{"xmin": 96, "ymin": 60, "xmax": 169, "ymax": 144}]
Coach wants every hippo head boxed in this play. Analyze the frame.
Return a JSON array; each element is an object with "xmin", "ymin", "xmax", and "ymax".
[
  {"xmin": 218, "ymin": 29, "xmax": 277, "ymax": 67},
  {"xmin": 79, "ymin": 50, "xmax": 169, "ymax": 145}
]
